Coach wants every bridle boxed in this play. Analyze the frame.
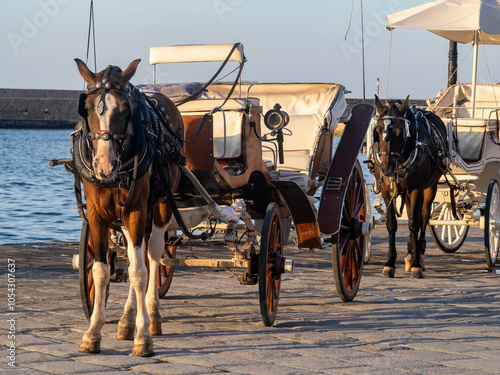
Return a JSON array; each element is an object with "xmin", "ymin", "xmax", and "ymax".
[
  {"xmin": 75, "ymin": 65, "xmax": 152, "ymax": 206},
  {"xmin": 372, "ymin": 110, "xmax": 413, "ymax": 176},
  {"xmin": 79, "ymin": 65, "xmax": 137, "ymax": 154}
]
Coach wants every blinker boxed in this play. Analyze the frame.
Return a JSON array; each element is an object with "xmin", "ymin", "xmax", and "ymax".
[
  {"xmin": 97, "ymin": 100, "xmax": 104, "ymax": 115},
  {"xmin": 383, "ymin": 119, "xmax": 390, "ymax": 141}
]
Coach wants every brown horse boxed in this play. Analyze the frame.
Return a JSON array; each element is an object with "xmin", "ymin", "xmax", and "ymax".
[
  {"xmin": 371, "ymin": 95, "xmax": 447, "ymax": 279},
  {"xmin": 74, "ymin": 59, "xmax": 184, "ymax": 356}
]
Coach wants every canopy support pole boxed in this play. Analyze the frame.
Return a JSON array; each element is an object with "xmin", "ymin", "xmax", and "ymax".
[
  {"xmin": 471, "ymin": 30, "xmax": 479, "ymax": 117},
  {"xmin": 448, "ymin": 41, "xmax": 457, "ymax": 87}
]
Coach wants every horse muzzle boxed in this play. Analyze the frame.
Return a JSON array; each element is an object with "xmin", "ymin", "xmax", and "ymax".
[
  {"xmin": 92, "ymin": 157, "xmax": 119, "ymax": 181},
  {"xmin": 92, "ymin": 140, "xmax": 120, "ymax": 181}
]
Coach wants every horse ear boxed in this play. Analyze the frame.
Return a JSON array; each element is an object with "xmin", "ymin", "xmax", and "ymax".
[
  {"xmin": 399, "ymin": 95, "xmax": 410, "ymax": 114},
  {"xmin": 75, "ymin": 58, "xmax": 97, "ymax": 84},
  {"xmin": 374, "ymin": 95, "xmax": 385, "ymax": 115},
  {"xmin": 120, "ymin": 59, "xmax": 141, "ymax": 84}
]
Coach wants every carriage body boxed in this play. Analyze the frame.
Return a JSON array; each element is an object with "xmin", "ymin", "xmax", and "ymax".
[
  {"xmin": 65, "ymin": 43, "xmax": 374, "ymax": 326},
  {"xmin": 423, "ymin": 83, "xmax": 500, "ymax": 265}
]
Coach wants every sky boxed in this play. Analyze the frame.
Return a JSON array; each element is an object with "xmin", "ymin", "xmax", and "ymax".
[{"xmin": 2, "ymin": 0, "xmax": 500, "ymax": 100}]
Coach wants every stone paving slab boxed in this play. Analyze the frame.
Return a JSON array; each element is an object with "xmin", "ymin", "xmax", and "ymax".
[{"xmin": 1, "ymin": 225, "xmax": 500, "ymax": 374}]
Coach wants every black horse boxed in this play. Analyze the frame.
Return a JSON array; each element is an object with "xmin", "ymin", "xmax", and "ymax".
[{"xmin": 371, "ymin": 95, "xmax": 447, "ymax": 279}]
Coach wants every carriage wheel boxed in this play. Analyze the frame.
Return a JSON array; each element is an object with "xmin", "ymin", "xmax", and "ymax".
[
  {"xmin": 79, "ymin": 221, "xmax": 110, "ymax": 321},
  {"xmin": 484, "ymin": 179, "xmax": 500, "ymax": 267},
  {"xmin": 429, "ymin": 202, "xmax": 469, "ymax": 253},
  {"xmin": 259, "ymin": 203, "xmax": 283, "ymax": 327},
  {"xmin": 332, "ymin": 160, "xmax": 367, "ymax": 302},
  {"xmin": 158, "ymin": 237, "xmax": 176, "ymax": 298}
]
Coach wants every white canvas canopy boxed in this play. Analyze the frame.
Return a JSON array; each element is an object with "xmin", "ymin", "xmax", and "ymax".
[
  {"xmin": 386, "ymin": 0, "xmax": 500, "ymax": 112},
  {"xmin": 386, "ymin": 0, "xmax": 500, "ymax": 44}
]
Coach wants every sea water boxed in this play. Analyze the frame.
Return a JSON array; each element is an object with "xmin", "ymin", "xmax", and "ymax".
[
  {"xmin": 0, "ymin": 128, "xmax": 376, "ymax": 244},
  {"xmin": 0, "ymin": 128, "xmax": 80, "ymax": 244}
]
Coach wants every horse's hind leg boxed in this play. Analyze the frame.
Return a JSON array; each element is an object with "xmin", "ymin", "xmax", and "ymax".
[
  {"xmin": 121, "ymin": 227, "xmax": 154, "ymax": 357},
  {"xmin": 146, "ymin": 222, "xmax": 168, "ymax": 336},
  {"xmin": 117, "ymin": 283, "xmax": 136, "ymax": 340},
  {"xmin": 419, "ymin": 186, "xmax": 438, "ymax": 271}
]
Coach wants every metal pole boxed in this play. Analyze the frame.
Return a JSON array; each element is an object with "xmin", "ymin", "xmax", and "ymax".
[
  {"xmin": 448, "ymin": 41, "xmax": 457, "ymax": 87},
  {"xmin": 471, "ymin": 31, "xmax": 479, "ymax": 118},
  {"xmin": 360, "ymin": 0, "xmax": 366, "ymax": 100}
]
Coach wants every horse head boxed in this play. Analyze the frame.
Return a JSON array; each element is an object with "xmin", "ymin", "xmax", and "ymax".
[
  {"xmin": 373, "ymin": 95, "xmax": 412, "ymax": 177},
  {"xmin": 75, "ymin": 59, "xmax": 141, "ymax": 182}
]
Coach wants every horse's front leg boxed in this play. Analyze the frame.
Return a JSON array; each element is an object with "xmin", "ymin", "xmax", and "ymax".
[
  {"xmin": 79, "ymin": 222, "xmax": 110, "ymax": 354},
  {"xmin": 406, "ymin": 189, "xmax": 424, "ymax": 279},
  {"xmin": 121, "ymin": 224, "xmax": 154, "ymax": 357},
  {"xmin": 382, "ymin": 197, "xmax": 398, "ymax": 278}
]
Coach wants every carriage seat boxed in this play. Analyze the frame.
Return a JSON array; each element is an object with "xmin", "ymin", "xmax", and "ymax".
[
  {"xmin": 430, "ymin": 83, "xmax": 500, "ymax": 163},
  {"xmin": 453, "ymin": 118, "xmax": 489, "ymax": 162},
  {"xmin": 136, "ymin": 82, "xmax": 205, "ymax": 103}
]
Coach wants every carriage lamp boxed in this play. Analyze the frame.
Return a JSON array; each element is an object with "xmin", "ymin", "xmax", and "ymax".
[
  {"xmin": 264, "ymin": 103, "xmax": 289, "ymax": 131},
  {"xmin": 264, "ymin": 104, "xmax": 289, "ymax": 165}
]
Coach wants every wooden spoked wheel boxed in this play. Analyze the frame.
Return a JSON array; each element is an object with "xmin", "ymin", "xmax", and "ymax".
[
  {"xmin": 79, "ymin": 221, "xmax": 110, "ymax": 321},
  {"xmin": 157, "ymin": 235, "xmax": 176, "ymax": 298},
  {"xmin": 332, "ymin": 160, "xmax": 367, "ymax": 302},
  {"xmin": 259, "ymin": 203, "xmax": 283, "ymax": 327},
  {"xmin": 485, "ymin": 179, "xmax": 500, "ymax": 267}
]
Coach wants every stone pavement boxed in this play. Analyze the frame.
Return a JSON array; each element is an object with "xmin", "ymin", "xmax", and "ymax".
[{"xmin": 1, "ymin": 224, "xmax": 500, "ymax": 374}]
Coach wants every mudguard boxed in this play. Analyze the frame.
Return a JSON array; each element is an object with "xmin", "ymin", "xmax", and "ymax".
[{"xmin": 317, "ymin": 103, "xmax": 375, "ymax": 235}]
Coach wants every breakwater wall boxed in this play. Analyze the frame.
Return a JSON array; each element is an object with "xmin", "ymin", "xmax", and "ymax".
[
  {"xmin": 0, "ymin": 88, "xmax": 428, "ymax": 129},
  {"xmin": 0, "ymin": 88, "xmax": 80, "ymax": 129}
]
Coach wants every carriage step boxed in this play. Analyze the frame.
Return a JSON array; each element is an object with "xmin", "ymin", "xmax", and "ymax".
[
  {"xmin": 160, "ymin": 257, "xmax": 295, "ymax": 273},
  {"xmin": 283, "ymin": 258, "xmax": 294, "ymax": 273}
]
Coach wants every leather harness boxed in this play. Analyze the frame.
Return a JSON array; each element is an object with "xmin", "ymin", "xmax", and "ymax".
[{"xmin": 71, "ymin": 65, "xmax": 184, "ymax": 218}]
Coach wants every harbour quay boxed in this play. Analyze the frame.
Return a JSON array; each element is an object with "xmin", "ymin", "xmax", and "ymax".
[{"xmin": 1, "ymin": 224, "xmax": 499, "ymax": 374}]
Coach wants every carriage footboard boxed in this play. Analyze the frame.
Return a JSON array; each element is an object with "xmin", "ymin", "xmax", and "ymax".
[{"xmin": 269, "ymin": 180, "xmax": 322, "ymax": 249}]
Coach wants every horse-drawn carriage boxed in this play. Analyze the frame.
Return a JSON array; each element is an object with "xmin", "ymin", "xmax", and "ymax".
[
  {"xmin": 51, "ymin": 43, "xmax": 374, "ymax": 356},
  {"xmin": 426, "ymin": 83, "xmax": 500, "ymax": 267},
  {"xmin": 364, "ymin": 0, "xmax": 500, "ymax": 272}
]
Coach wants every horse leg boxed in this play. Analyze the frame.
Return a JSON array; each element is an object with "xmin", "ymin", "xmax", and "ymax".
[
  {"xmin": 146, "ymin": 222, "xmax": 168, "ymax": 336},
  {"xmin": 406, "ymin": 189, "xmax": 424, "ymax": 279},
  {"xmin": 122, "ymin": 226, "xmax": 154, "ymax": 357},
  {"xmin": 117, "ymin": 282, "xmax": 136, "ymax": 340},
  {"xmin": 382, "ymin": 199, "xmax": 398, "ymax": 278},
  {"xmin": 418, "ymin": 185, "xmax": 437, "ymax": 271},
  {"xmin": 79, "ymin": 223, "xmax": 110, "ymax": 354}
]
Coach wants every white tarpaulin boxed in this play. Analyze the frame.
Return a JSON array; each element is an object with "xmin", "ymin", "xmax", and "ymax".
[{"xmin": 386, "ymin": 0, "xmax": 500, "ymax": 44}]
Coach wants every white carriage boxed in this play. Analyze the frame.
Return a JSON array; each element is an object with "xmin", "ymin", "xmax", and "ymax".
[
  {"xmin": 381, "ymin": 0, "xmax": 500, "ymax": 267},
  {"xmin": 427, "ymin": 83, "xmax": 500, "ymax": 266}
]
